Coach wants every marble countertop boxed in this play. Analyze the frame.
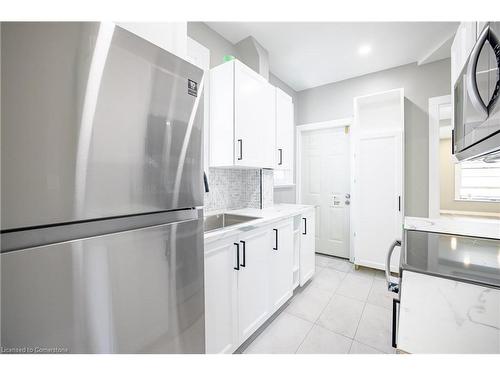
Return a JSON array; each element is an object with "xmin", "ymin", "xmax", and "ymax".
[
  {"xmin": 398, "ymin": 270, "xmax": 500, "ymax": 353},
  {"xmin": 204, "ymin": 204, "xmax": 314, "ymax": 244},
  {"xmin": 405, "ymin": 215, "xmax": 500, "ymax": 240}
]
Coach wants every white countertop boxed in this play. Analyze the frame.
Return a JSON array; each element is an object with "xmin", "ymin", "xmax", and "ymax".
[
  {"xmin": 398, "ymin": 270, "xmax": 500, "ymax": 354},
  {"xmin": 405, "ymin": 215, "xmax": 500, "ymax": 239},
  {"xmin": 204, "ymin": 204, "xmax": 314, "ymax": 244}
]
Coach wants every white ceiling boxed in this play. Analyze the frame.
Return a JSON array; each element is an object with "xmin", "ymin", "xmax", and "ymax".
[{"xmin": 205, "ymin": 22, "xmax": 459, "ymax": 91}]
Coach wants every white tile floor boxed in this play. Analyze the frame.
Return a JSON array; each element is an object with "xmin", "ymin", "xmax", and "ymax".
[{"xmin": 242, "ymin": 254, "xmax": 396, "ymax": 354}]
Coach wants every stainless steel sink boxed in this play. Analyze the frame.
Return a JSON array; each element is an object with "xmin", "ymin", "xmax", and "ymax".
[{"xmin": 204, "ymin": 213, "xmax": 260, "ymax": 233}]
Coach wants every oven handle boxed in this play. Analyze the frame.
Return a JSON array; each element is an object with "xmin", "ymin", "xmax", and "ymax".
[
  {"xmin": 466, "ymin": 25, "xmax": 491, "ymax": 120},
  {"xmin": 386, "ymin": 239, "xmax": 401, "ymax": 293}
]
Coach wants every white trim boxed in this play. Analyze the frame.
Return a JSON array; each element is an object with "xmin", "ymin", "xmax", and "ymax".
[
  {"xmin": 440, "ymin": 209, "xmax": 500, "ymax": 218},
  {"xmin": 428, "ymin": 95, "xmax": 451, "ymax": 218},
  {"xmin": 274, "ymin": 184, "xmax": 296, "ymax": 189},
  {"xmin": 295, "ymin": 118, "xmax": 352, "ymax": 260},
  {"xmin": 297, "ymin": 118, "xmax": 351, "ymax": 132}
]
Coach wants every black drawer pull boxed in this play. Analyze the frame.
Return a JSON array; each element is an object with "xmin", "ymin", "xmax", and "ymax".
[
  {"xmin": 302, "ymin": 218, "xmax": 307, "ymax": 235},
  {"xmin": 234, "ymin": 243, "xmax": 240, "ymax": 270},
  {"xmin": 237, "ymin": 139, "xmax": 243, "ymax": 160},
  {"xmin": 392, "ymin": 299, "xmax": 400, "ymax": 348},
  {"xmin": 278, "ymin": 148, "xmax": 283, "ymax": 165},
  {"xmin": 273, "ymin": 229, "xmax": 278, "ymax": 250},
  {"xmin": 240, "ymin": 240, "xmax": 246, "ymax": 267}
]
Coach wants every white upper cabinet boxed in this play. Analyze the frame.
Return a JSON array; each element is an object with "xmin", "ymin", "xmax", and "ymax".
[
  {"xmin": 275, "ymin": 88, "xmax": 295, "ymax": 186},
  {"xmin": 117, "ymin": 22, "xmax": 187, "ymax": 59},
  {"xmin": 210, "ymin": 60, "xmax": 276, "ymax": 168}
]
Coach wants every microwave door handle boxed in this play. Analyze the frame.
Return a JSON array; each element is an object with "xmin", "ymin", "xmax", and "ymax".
[
  {"xmin": 466, "ymin": 25, "xmax": 489, "ymax": 120},
  {"xmin": 486, "ymin": 25, "xmax": 500, "ymax": 111}
]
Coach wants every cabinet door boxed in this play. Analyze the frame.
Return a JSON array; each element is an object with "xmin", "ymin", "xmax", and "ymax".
[
  {"xmin": 204, "ymin": 237, "xmax": 239, "ymax": 354},
  {"xmin": 237, "ymin": 228, "xmax": 271, "ymax": 342},
  {"xmin": 299, "ymin": 210, "xmax": 316, "ymax": 286},
  {"xmin": 353, "ymin": 131, "xmax": 402, "ymax": 271},
  {"xmin": 269, "ymin": 219, "xmax": 294, "ymax": 312},
  {"xmin": 276, "ymin": 88, "xmax": 294, "ymax": 170},
  {"xmin": 234, "ymin": 61, "xmax": 275, "ymax": 168}
]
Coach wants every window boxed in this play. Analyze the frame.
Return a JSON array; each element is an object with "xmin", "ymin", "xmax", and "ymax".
[{"xmin": 455, "ymin": 160, "xmax": 500, "ymax": 202}]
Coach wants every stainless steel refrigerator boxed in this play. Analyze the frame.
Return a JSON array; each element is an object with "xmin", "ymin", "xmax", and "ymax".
[{"xmin": 1, "ymin": 22, "xmax": 205, "ymax": 353}]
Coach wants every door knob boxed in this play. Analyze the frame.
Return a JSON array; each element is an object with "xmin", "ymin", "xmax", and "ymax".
[{"xmin": 345, "ymin": 200, "xmax": 350, "ymax": 205}]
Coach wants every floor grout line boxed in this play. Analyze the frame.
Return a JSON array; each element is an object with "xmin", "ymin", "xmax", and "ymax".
[{"xmin": 252, "ymin": 255, "xmax": 391, "ymax": 354}]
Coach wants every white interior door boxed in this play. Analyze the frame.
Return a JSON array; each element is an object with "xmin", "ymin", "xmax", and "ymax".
[{"xmin": 300, "ymin": 126, "xmax": 350, "ymax": 258}]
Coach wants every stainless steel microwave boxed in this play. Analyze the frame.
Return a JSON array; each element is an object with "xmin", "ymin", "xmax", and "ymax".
[{"xmin": 453, "ymin": 22, "xmax": 500, "ymax": 162}]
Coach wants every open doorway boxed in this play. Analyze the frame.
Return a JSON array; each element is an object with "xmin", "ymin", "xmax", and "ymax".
[{"xmin": 296, "ymin": 119, "xmax": 351, "ymax": 259}]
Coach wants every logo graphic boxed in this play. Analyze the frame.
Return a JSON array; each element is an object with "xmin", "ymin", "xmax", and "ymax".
[{"xmin": 188, "ymin": 79, "xmax": 198, "ymax": 97}]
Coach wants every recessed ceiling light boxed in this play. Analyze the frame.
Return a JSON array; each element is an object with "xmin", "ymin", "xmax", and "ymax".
[{"xmin": 358, "ymin": 45, "xmax": 372, "ymax": 55}]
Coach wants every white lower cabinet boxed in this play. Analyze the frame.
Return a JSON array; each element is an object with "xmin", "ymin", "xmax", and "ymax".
[
  {"xmin": 204, "ymin": 215, "xmax": 307, "ymax": 353},
  {"xmin": 269, "ymin": 219, "xmax": 294, "ymax": 312},
  {"xmin": 237, "ymin": 227, "xmax": 271, "ymax": 342},
  {"xmin": 299, "ymin": 209, "xmax": 316, "ymax": 286},
  {"xmin": 204, "ymin": 235, "xmax": 239, "ymax": 354}
]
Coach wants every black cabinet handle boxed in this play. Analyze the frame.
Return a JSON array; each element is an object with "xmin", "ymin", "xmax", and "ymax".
[
  {"xmin": 398, "ymin": 196, "xmax": 401, "ymax": 212},
  {"xmin": 392, "ymin": 299, "xmax": 400, "ymax": 348},
  {"xmin": 237, "ymin": 139, "xmax": 243, "ymax": 160},
  {"xmin": 240, "ymin": 240, "xmax": 246, "ymax": 267},
  {"xmin": 302, "ymin": 218, "xmax": 307, "ymax": 235},
  {"xmin": 234, "ymin": 243, "xmax": 240, "ymax": 270},
  {"xmin": 273, "ymin": 229, "xmax": 278, "ymax": 250},
  {"xmin": 278, "ymin": 148, "xmax": 283, "ymax": 165}
]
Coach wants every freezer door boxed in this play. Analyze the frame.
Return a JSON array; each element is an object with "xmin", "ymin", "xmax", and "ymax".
[
  {"xmin": 1, "ymin": 22, "xmax": 204, "ymax": 230},
  {"xmin": 1, "ymin": 214, "xmax": 205, "ymax": 353}
]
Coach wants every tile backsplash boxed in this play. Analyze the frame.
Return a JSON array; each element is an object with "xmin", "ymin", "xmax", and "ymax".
[{"xmin": 204, "ymin": 167, "xmax": 274, "ymax": 212}]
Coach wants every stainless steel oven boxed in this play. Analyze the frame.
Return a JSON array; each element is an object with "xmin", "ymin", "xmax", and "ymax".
[{"xmin": 453, "ymin": 22, "xmax": 500, "ymax": 161}]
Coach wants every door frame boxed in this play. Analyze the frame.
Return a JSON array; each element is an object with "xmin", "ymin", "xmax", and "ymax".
[
  {"xmin": 295, "ymin": 118, "xmax": 353, "ymax": 259},
  {"xmin": 428, "ymin": 95, "xmax": 452, "ymax": 218}
]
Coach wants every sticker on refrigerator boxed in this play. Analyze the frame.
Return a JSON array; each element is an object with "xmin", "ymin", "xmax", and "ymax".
[{"xmin": 188, "ymin": 79, "xmax": 198, "ymax": 97}]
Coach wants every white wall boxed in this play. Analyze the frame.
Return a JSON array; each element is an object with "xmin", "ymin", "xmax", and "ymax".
[
  {"xmin": 187, "ymin": 22, "xmax": 238, "ymax": 69},
  {"xmin": 297, "ymin": 59, "xmax": 452, "ymax": 217}
]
